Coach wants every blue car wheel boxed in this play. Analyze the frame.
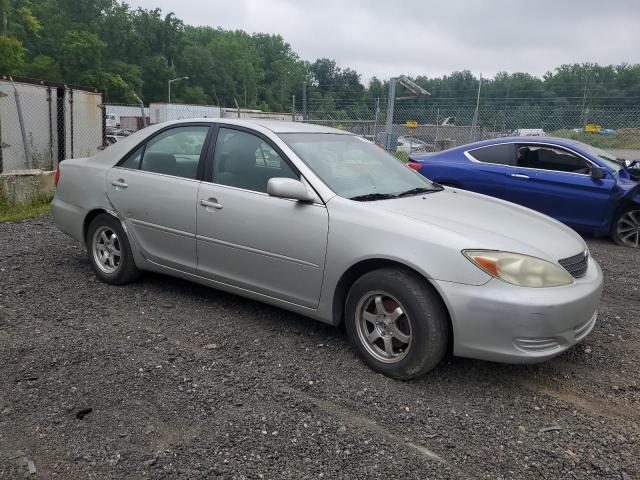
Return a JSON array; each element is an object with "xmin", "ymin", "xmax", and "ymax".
[{"xmin": 612, "ymin": 206, "xmax": 640, "ymax": 248}]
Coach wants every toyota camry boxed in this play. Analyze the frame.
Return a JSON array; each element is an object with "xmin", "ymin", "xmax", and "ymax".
[{"xmin": 52, "ymin": 119, "xmax": 603, "ymax": 379}]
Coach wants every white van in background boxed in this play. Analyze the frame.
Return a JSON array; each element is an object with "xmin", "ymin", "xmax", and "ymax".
[
  {"xmin": 511, "ymin": 128, "xmax": 545, "ymax": 136},
  {"xmin": 106, "ymin": 113, "xmax": 120, "ymax": 129}
]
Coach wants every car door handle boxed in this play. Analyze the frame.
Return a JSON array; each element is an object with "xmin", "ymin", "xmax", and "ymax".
[
  {"xmin": 510, "ymin": 173, "xmax": 530, "ymax": 179},
  {"xmin": 200, "ymin": 198, "xmax": 223, "ymax": 210},
  {"xmin": 111, "ymin": 179, "xmax": 128, "ymax": 188}
]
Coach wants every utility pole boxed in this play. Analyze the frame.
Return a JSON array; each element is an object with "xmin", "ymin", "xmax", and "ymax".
[
  {"xmin": 580, "ymin": 74, "xmax": 590, "ymax": 139},
  {"xmin": 384, "ymin": 78, "xmax": 397, "ymax": 150},
  {"xmin": 168, "ymin": 76, "xmax": 189, "ymax": 104},
  {"xmin": 384, "ymin": 76, "xmax": 430, "ymax": 150},
  {"xmin": 470, "ymin": 73, "xmax": 483, "ymax": 141}
]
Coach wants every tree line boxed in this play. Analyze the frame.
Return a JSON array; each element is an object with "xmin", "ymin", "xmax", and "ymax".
[{"xmin": 0, "ymin": 0, "xmax": 639, "ymax": 113}]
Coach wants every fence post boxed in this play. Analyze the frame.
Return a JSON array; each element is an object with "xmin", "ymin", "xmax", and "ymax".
[
  {"xmin": 100, "ymin": 92, "xmax": 106, "ymax": 149},
  {"xmin": 373, "ymin": 97, "xmax": 379, "ymax": 144},
  {"xmin": 69, "ymin": 88, "xmax": 74, "ymax": 158},
  {"xmin": 302, "ymin": 81, "xmax": 307, "ymax": 122},
  {"xmin": 9, "ymin": 76, "xmax": 31, "ymax": 169},
  {"xmin": 470, "ymin": 73, "xmax": 482, "ymax": 142},
  {"xmin": 385, "ymin": 78, "xmax": 396, "ymax": 150},
  {"xmin": 47, "ymin": 86, "xmax": 53, "ymax": 169},
  {"xmin": 291, "ymin": 94, "xmax": 295, "ymax": 121},
  {"xmin": 0, "ymin": 91, "xmax": 3, "ymax": 174}
]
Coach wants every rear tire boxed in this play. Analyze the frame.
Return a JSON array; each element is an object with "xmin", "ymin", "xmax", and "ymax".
[
  {"xmin": 345, "ymin": 268, "xmax": 449, "ymax": 379},
  {"xmin": 611, "ymin": 205, "xmax": 640, "ymax": 248},
  {"xmin": 87, "ymin": 213, "xmax": 141, "ymax": 284}
]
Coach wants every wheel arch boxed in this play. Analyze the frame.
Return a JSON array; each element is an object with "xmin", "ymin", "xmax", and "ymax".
[
  {"xmin": 331, "ymin": 258, "xmax": 454, "ymax": 351},
  {"xmin": 82, "ymin": 208, "xmax": 118, "ymax": 245}
]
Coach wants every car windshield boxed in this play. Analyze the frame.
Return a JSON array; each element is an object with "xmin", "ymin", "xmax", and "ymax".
[
  {"xmin": 279, "ymin": 133, "xmax": 441, "ymax": 200},
  {"xmin": 567, "ymin": 140, "xmax": 624, "ymax": 172}
]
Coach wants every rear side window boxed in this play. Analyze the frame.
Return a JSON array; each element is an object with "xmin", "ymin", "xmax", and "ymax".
[
  {"xmin": 118, "ymin": 126, "xmax": 209, "ymax": 180},
  {"xmin": 141, "ymin": 126, "xmax": 209, "ymax": 179},
  {"xmin": 468, "ymin": 144, "xmax": 515, "ymax": 166}
]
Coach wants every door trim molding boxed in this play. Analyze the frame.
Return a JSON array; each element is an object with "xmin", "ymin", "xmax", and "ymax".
[
  {"xmin": 196, "ymin": 234, "xmax": 320, "ymax": 268},
  {"xmin": 131, "ymin": 218, "xmax": 195, "ymax": 239}
]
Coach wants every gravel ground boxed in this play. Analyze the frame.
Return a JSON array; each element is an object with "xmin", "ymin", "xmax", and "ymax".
[{"xmin": 0, "ymin": 215, "xmax": 638, "ymax": 479}]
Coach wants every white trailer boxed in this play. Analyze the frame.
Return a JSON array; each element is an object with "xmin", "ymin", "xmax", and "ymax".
[{"xmin": 150, "ymin": 103, "xmax": 221, "ymax": 124}]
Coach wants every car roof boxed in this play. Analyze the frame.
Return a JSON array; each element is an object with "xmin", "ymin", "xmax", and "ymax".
[
  {"xmin": 162, "ymin": 118, "xmax": 352, "ymax": 135},
  {"xmin": 451, "ymin": 136, "xmax": 590, "ymax": 152}
]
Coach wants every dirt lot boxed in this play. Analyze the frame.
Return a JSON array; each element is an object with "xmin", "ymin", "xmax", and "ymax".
[{"xmin": 0, "ymin": 215, "xmax": 638, "ymax": 479}]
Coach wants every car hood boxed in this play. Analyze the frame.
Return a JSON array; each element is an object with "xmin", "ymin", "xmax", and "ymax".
[{"xmin": 368, "ymin": 188, "xmax": 587, "ymax": 262}]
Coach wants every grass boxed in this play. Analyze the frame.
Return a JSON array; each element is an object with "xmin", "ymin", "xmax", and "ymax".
[
  {"xmin": 0, "ymin": 193, "xmax": 53, "ymax": 222},
  {"xmin": 551, "ymin": 130, "xmax": 640, "ymax": 150},
  {"xmin": 391, "ymin": 151, "xmax": 410, "ymax": 163}
]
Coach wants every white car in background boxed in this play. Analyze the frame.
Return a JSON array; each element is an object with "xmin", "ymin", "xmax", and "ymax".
[{"xmin": 397, "ymin": 136, "xmax": 430, "ymax": 153}]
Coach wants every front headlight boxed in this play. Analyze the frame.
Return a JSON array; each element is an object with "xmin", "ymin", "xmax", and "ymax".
[{"xmin": 463, "ymin": 250, "xmax": 574, "ymax": 287}]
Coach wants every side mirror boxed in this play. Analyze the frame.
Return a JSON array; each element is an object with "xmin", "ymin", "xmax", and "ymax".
[
  {"xmin": 590, "ymin": 166, "xmax": 605, "ymax": 180},
  {"xmin": 267, "ymin": 177, "xmax": 314, "ymax": 202}
]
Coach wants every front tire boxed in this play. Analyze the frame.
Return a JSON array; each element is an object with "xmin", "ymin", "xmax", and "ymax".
[
  {"xmin": 611, "ymin": 206, "xmax": 640, "ymax": 248},
  {"xmin": 345, "ymin": 268, "xmax": 449, "ymax": 379},
  {"xmin": 87, "ymin": 213, "xmax": 141, "ymax": 284}
]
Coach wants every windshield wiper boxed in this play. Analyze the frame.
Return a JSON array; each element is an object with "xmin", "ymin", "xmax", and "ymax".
[
  {"xmin": 394, "ymin": 186, "xmax": 443, "ymax": 198},
  {"xmin": 349, "ymin": 193, "xmax": 398, "ymax": 201}
]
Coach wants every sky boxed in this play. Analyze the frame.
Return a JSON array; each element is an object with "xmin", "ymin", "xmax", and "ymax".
[{"xmin": 128, "ymin": 0, "xmax": 640, "ymax": 82}]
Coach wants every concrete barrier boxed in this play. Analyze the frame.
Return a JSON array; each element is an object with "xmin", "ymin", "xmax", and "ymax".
[{"xmin": 0, "ymin": 169, "xmax": 55, "ymax": 204}]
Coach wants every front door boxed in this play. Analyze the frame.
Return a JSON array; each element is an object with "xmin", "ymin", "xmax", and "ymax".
[
  {"xmin": 106, "ymin": 124, "xmax": 211, "ymax": 272},
  {"xmin": 504, "ymin": 144, "xmax": 615, "ymax": 230},
  {"xmin": 196, "ymin": 126, "xmax": 329, "ymax": 308}
]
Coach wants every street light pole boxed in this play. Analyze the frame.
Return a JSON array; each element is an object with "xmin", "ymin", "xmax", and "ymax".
[{"xmin": 168, "ymin": 76, "xmax": 189, "ymax": 104}]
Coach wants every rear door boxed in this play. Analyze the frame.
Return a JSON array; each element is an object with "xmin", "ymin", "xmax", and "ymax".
[
  {"xmin": 195, "ymin": 126, "xmax": 329, "ymax": 308},
  {"xmin": 505, "ymin": 144, "xmax": 616, "ymax": 230},
  {"xmin": 106, "ymin": 124, "xmax": 212, "ymax": 273}
]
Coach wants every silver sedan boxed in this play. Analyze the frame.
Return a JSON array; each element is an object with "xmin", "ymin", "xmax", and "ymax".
[{"xmin": 52, "ymin": 119, "xmax": 603, "ymax": 379}]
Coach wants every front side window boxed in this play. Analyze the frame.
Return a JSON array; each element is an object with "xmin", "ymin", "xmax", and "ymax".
[
  {"xmin": 467, "ymin": 143, "xmax": 515, "ymax": 166},
  {"xmin": 515, "ymin": 145, "xmax": 591, "ymax": 174},
  {"xmin": 279, "ymin": 133, "xmax": 440, "ymax": 200},
  {"xmin": 132, "ymin": 126, "xmax": 208, "ymax": 179},
  {"xmin": 213, "ymin": 128, "xmax": 298, "ymax": 193}
]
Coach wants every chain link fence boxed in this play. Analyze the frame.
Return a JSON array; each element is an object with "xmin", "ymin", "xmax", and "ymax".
[
  {"xmin": 3, "ymin": 77, "xmax": 640, "ymax": 174},
  {"xmin": 0, "ymin": 77, "xmax": 105, "ymax": 173},
  {"xmin": 295, "ymin": 99, "xmax": 640, "ymax": 159}
]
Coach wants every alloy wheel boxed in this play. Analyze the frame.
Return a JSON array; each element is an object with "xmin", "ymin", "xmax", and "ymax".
[
  {"xmin": 92, "ymin": 226, "xmax": 122, "ymax": 274},
  {"xmin": 617, "ymin": 209, "xmax": 640, "ymax": 248},
  {"xmin": 355, "ymin": 291, "xmax": 412, "ymax": 363}
]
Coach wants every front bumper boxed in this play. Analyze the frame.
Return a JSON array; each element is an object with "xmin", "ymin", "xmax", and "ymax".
[{"xmin": 435, "ymin": 257, "xmax": 603, "ymax": 364}]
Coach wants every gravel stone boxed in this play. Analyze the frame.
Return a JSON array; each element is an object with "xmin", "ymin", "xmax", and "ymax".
[{"xmin": 0, "ymin": 216, "xmax": 638, "ymax": 479}]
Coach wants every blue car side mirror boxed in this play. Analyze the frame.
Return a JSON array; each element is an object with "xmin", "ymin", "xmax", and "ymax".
[{"xmin": 590, "ymin": 166, "xmax": 605, "ymax": 180}]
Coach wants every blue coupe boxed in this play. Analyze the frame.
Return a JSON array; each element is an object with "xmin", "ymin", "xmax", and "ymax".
[{"xmin": 408, "ymin": 137, "xmax": 640, "ymax": 248}]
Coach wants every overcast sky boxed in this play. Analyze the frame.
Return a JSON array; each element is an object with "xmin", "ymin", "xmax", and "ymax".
[{"xmin": 129, "ymin": 0, "xmax": 640, "ymax": 82}]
